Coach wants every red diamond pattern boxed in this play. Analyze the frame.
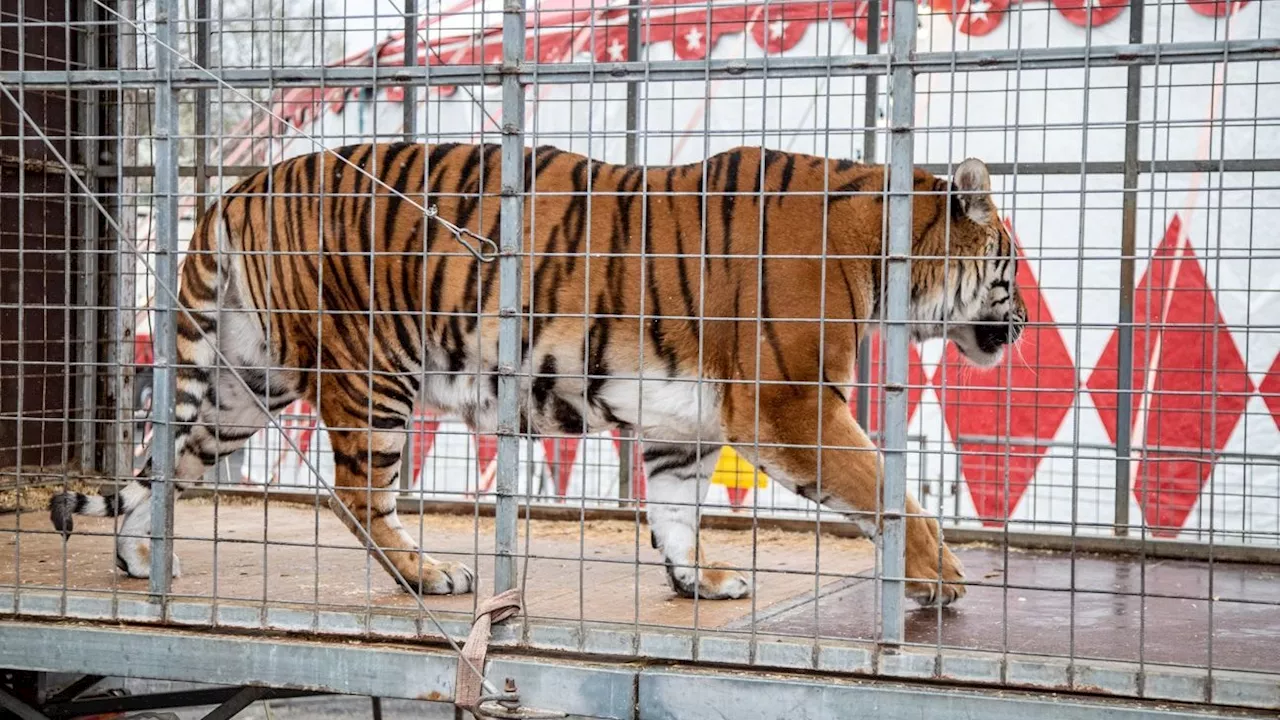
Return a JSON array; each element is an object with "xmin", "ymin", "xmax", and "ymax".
[
  {"xmin": 408, "ymin": 415, "xmax": 441, "ymax": 489},
  {"xmin": 611, "ymin": 430, "xmax": 648, "ymax": 505},
  {"xmin": 932, "ymin": 220, "xmax": 1078, "ymax": 526},
  {"xmin": 541, "ymin": 436, "xmax": 580, "ymax": 500},
  {"xmin": 473, "ymin": 433, "xmax": 499, "ymax": 496},
  {"xmin": 850, "ymin": 333, "xmax": 927, "ymax": 435},
  {"xmin": 468, "ymin": 434, "xmax": 584, "ymax": 500},
  {"xmin": 1086, "ymin": 215, "xmax": 1256, "ymax": 536},
  {"xmin": 1261, "ymin": 354, "xmax": 1280, "ymax": 431}
]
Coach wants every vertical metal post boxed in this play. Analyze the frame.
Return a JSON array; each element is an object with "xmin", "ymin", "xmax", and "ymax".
[
  {"xmin": 402, "ymin": 0, "xmax": 418, "ymax": 142},
  {"xmin": 855, "ymin": 0, "xmax": 881, "ymax": 431},
  {"xmin": 193, "ymin": 0, "xmax": 223, "ymax": 486},
  {"xmin": 108, "ymin": 0, "xmax": 139, "ymax": 481},
  {"xmin": 77, "ymin": 0, "xmax": 102, "ymax": 471},
  {"xmin": 400, "ymin": 0, "xmax": 419, "ymax": 492},
  {"xmin": 149, "ymin": 0, "xmax": 182, "ymax": 595},
  {"xmin": 616, "ymin": 2, "xmax": 641, "ymax": 505},
  {"xmin": 193, "ymin": 0, "xmax": 209, "ymax": 220},
  {"xmin": 880, "ymin": 0, "xmax": 917, "ymax": 646},
  {"xmin": 494, "ymin": 0, "xmax": 527, "ymax": 595},
  {"xmin": 624, "ymin": 5, "xmax": 640, "ymax": 165},
  {"xmin": 1114, "ymin": 0, "xmax": 1144, "ymax": 538}
]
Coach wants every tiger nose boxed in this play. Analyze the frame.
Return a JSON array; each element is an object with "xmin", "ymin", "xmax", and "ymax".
[{"xmin": 976, "ymin": 316, "xmax": 1021, "ymax": 353}]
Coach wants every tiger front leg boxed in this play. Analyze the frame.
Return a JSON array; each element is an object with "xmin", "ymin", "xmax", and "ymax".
[
  {"xmin": 643, "ymin": 442, "xmax": 751, "ymax": 600},
  {"xmin": 113, "ymin": 496, "xmax": 183, "ymax": 580},
  {"xmin": 726, "ymin": 386, "xmax": 966, "ymax": 608},
  {"xmin": 324, "ymin": 427, "xmax": 474, "ymax": 596}
]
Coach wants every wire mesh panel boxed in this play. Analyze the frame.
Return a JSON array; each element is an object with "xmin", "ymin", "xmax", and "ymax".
[{"xmin": 1, "ymin": 0, "xmax": 1279, "ymax": 714}]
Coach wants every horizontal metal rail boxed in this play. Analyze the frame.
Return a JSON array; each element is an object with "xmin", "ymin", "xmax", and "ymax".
[
  {"xmin": 2, "ymin": 620, "xmax": 1277, "ymax": 716},
  {"xmin": 102, "ymin": 157, "xmax": 1280, "ymax": 178},
  {"xmin": 1, "ymin": 38, "xmax": 1276, "ymax": 89}
]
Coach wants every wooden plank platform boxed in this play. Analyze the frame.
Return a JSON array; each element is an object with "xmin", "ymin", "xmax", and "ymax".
[
  {"xmin": 0, "ymin": 497, "xmax": 876, "ymax": 631},
  {"xmin": 744, "ymin": 545, "xmax": 1280, "ymax": 675}
]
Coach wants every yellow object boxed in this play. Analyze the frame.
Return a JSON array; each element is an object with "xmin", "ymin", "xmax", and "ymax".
[{"xmin": 711, "ymin": 446, "xmax": 769, "ymax": 490}]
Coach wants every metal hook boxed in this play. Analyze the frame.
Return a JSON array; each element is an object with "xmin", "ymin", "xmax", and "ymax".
[
  {"xmin": 426, "ymin": 205, "xmax": 500, "ymax": 263},
  {"xmin": 470, "ymin": 679, "xmax": 566, "ymax": 719}
]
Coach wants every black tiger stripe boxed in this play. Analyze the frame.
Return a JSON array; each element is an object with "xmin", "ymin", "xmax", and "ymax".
[
  {"xmin": 720, "ymin": 149, "xmax": 741, "ymax": 267},
  {"xmin": 457, "ymin": 145, "xmax": 503, "ymax": 317},
  {"xmin": 176, "ymin": 317, "xmax": 210, "ymax": 342},
  {"xmin": 642, "ymin": 443, "xmax": 701, "ymax": 477},
  {"xmin": 666, "ymin": 171, "xmax": 699, "ymax": 338},
  {"xmin": 182, "ymin": 269, "xmax": 219, "ymax": 303},
  {"xmin": 380, "ymin": 142, "xmax": 423, "ymax": 249},
  {"xmin": 470, "ymin": 211, "xmax": 503, "ymax": 331},
  {"xmin": 642, "ymin": 176, "xmax": 678, "ymax": 376},
  {"xmin": 532, "ymin": 355, "xmax": 558, "ymax": 409},
  {"xmin": 795, "ymin": 482, "xmax": 832, "ymax": 505}
]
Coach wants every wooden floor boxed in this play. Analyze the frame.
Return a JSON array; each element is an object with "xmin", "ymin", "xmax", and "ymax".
[{"xmin": 0, "ymin": 497, "xmax": 876, "ymax": 631}]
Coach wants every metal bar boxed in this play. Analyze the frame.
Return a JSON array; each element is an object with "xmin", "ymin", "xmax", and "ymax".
[
  {"xmin": 193, "ymin": 0, "xmax": 220, "ymax": 489},
  {"xmin": 198, "ymin": 686, "xmax": 269, "ymax": 720},
  {"xmin": 193, "ymin": 0, "xmax": 209, "ymax": 222},
  {"xmin": 493, "ymin": 0, "xmax": 527, "ymax": 595},
  {"xmin": 616, "ymin": 2, "xmax": 642, "ymax": 507},
  {"xmin": 42, "ymin": 675, "xmax": 104, "ymax": 705},
  {"xmin": 878, "ymin": 0, "xmax": 917, "ymax": 648},
  {"xmin": 147, "ymin": 0, "xmax": 182, "ymax": 595},
  {"xmin": 105, "ymin": 0, "xmax": 138, "ymax": 481},
  {"xmin": 0, "ymin": 623, "xmax": 633, "ymax": 717},
  {"xmin": 1, "ymin": 621, "xmax": 1272, "ymax": 718},
  {"xmin": 399, "ymin": 0, "xmax": 419, "ymax": 494},
  {"xmin": 41, "ymin": 687, "xmax": 318, "ymax": 718},
  {"xmin": 402, "ymin": 0, "xmax": 417, "ymax": 142},
  {"xmin": 0, "ymin": 687, "xmax": 51, "ymax": 720},
  {"xmin": 637, "ymin": 668, "xmax": 1263, "ymax": 720},
  {"xmin": 854, "ymin": 0, "xmax": 881, "ymax": 432},
  {"xmin": 100, "ymin": 156, "xmax": 1280, "ymax": 179},
  {"xmin": 4, "ymin": 38, "xmax": 1277, "ymax": 88},
  {"xmin": 1114, "ymin": 0, "xmax": 1145, "ymax": 539},
  {"xmin": 76, "ymin": 0, "xmax": 101, "ymax": 473},
  {"xmin": 0, "ymin": 623, "xmax": 453, "ymax": 701},
  {"xmin": 624, "ymin": 5, "xmax": 641, "ymax": 165}
]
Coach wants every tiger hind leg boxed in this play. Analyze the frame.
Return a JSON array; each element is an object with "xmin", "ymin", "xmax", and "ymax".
[
  {"xmin": 320, "ymin": 398, "xmax": 474, "ymax": 596},
  {"xmin": 113, "ymin": 307, "xmax": 287, "ymax": 579},
  {"xmin": 643, "ymin": 441, "xmax": 751, "ymax": 600}
]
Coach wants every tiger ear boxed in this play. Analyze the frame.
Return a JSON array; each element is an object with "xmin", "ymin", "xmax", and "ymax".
[{"xmin": 952, "ymin": 158, "xmax": 993, "ymax": 224}]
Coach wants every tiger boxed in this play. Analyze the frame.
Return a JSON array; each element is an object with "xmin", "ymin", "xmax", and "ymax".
[{"xmin": 50, "ymin": 142, "xmax": 1026, "ymax": 607}]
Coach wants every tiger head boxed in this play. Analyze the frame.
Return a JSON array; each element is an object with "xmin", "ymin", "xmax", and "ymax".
[{"xmin": 912, "ymin": 158, "xmax": 1028, "ymax": 368}]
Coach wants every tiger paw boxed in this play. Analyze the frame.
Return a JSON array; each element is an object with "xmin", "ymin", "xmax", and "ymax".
[
  {"xmin": 905, "ymin": 521, "xmax": 966, "ymax": 608},
  {"xmin": 665, "ymin": 560, "xmax": 751, "ymax": 600},
  {"xmin": 115, "ymin": 551, "xmax": 182, "ymax": 580},
  {"xmin": 410, "ymin": 560, "xmax": 475, "ymax": 596}
]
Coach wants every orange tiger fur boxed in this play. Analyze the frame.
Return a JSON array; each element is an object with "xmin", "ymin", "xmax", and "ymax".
[{"xmin": 51, "ymin": 143, "xmax": 1026, "ymax": 605}]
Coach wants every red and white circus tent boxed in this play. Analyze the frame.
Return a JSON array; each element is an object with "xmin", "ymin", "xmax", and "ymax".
[{"xmin": 177, "ymin": 0, "xmax": 1278, "ymax": 542}]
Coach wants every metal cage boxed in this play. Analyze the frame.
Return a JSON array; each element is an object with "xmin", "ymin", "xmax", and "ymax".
[{"xmin": 1, "ymin": 0, "xmax": 1278, "ymax": 717}]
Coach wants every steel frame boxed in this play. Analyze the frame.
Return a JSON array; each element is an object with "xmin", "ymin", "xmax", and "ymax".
[
  {"xmin": 0, "ymin": 620, "xmax": 1276, "ymax": 719},
  {"xmin": 0, "ymin": 682, "xmax": 322, "ymax": 720},
  {"xmin": 2, "ymin": 0, "xmax": 1278, "ymax": 716},
  {"xmin": 1, "ymin": 38, "xmax": 1277, "ymax": 88}
]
